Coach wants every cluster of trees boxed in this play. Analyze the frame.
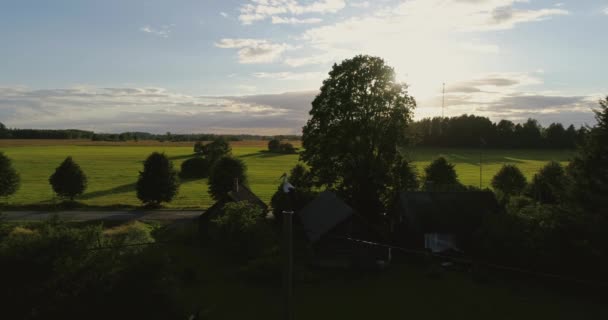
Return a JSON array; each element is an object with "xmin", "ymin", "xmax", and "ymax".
[
  {"xmin": 0, "ymin": 137, "xmax": 248, "ymax": 207},
  {"xmin": 0, "ymin": 124, "xmax": 94, "ymax": 140},
  {"xmin": 411, "ymin": 116, "xmax": 587, "ymax": 148},
  {"xmin": 267, "ymin": 138, "xmax": 297, "ymax": 154},
  {"xmin": 0, "ymin": 153, "xmax": 88, "ymax": 201},
  {"xmin": 0, "ymin": 122, "xmax": 299, "ymax": 143},
  {"xmin": 268, "ymin": 55, "xmax": 608, "ymax": 281}
]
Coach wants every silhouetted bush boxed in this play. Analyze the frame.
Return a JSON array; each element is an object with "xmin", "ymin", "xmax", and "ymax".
[
  {"xmin": 49, "ymin": 156, "xmax": 87, "ymax": 201},
  {"xmin": 202, "ymin": 137, "xmax": 231, "ymax": 163},
  {"xmin": 423, "ymin": 157, "xmax": 461, "ymax": 191},
  {"xmin": 208, "ymin": 156, "xmax": 247, "ymax": 201},
  {"xmin": 179, "ymin": 157, "xmax": 210, "ymax": 179},
  {"xmin": 525, "ymin": 161, "xmax": 566, "ymax": 204},
  {"xmin": 0, "ymin": 152, "xmax": 20, "ymax": 197},
  {"xmin": 491, "ymin": 164, "xmax": 527, "ymax": 197},
  {"xmin": 136, "ymin": 152, "xmax": 180, "ymax": 206}
]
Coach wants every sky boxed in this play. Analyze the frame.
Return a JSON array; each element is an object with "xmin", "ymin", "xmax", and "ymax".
[{"xmin": 1, "ymin": 0, "xmax": 607, "ymax": 134}]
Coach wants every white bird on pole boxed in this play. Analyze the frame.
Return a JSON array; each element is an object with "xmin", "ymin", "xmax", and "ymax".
[{"xmin": 279, "ymin": 173, "xmax": 295, "ymax": 194}]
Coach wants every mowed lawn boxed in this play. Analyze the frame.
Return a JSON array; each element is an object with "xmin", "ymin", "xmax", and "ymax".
[{"xmin": 0, "ymin": 140, "xmax": 575, "ymax": 208}]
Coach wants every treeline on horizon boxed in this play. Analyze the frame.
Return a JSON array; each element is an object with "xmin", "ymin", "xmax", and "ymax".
[{"xmin": 0, "ymin": 115, "xmax": 589, "ymax": 149}]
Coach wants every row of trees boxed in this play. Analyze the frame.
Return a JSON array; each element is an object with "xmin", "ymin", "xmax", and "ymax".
[
  {"xmin": 411, "ymin": 115, "xmax": 587, "ymax": 148},
  {"xmin": 0, "ymin": 138, "xmax": 247, "ymax": 206}
]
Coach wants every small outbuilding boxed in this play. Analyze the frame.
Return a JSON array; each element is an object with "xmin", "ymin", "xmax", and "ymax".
[
  {"xmin": 296, "ymin": 191, "xmax": 391, "ymax": 269},
  {"xmin": 198, "ymin": 181, "xmax": 268, "ymax": 236},
  {"xmin": 391, "ymin": 191, "xmax": 499, "ymax": 253}
]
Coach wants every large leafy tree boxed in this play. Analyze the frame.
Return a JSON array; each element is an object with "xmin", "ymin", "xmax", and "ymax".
[
  {"xmin": 49, "ymin": 156, "xmax": 88, "ymax": 201},
  {"xmin": 0, "ymin": 152, "xmax": 20, "ymax": 197},
  {"xmin": 136, "ymin": 152, "xmax": 180, "ymax": 206},
  {"xmin": 208, "ymin": 156, "xmax": 247, "ymax": 202},
  {"xmin": 301, "ymin": 55, "xmax": 415, "ymax": 219}
]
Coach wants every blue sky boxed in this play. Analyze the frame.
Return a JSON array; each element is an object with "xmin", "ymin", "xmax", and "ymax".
[{"xmin": 1, "ymin": 0, "xmax": 607, "ymax": 134}]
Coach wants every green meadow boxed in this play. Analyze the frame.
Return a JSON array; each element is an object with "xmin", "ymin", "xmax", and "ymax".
[{"xmin": 0, "ymin": 141, "xmax": 574, "ymax": 209}]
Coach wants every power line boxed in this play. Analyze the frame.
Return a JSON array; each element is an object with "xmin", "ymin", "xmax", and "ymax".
[{"xmin": 339, "ymin": 236, "xmax": 608, "ymax": 288}]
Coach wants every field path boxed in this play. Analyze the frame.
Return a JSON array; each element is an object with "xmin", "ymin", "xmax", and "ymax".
[{"xmin": 2, "ymin": 210, "xmax": 202, "ymax": 221}]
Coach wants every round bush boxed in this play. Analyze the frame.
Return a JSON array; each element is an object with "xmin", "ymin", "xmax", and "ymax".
[{"xmin": 179, "ymin": 157, "xmax": 210, "ymax": 179}]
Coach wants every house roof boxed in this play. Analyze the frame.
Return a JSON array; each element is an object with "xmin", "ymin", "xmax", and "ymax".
[
  {"xmin": 297, "ymin": 191, "xmax": 354, "ymax": 243},
  {"xmin": 228, "ymin": 183, "xmax": 268, "ymax": 211},
  {"xmin": 200, "ymin": 183, "xmax": 267, "ymax": 221}
]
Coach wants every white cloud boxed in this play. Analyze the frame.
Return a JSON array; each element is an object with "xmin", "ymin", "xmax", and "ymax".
[
  {"xmin": 215, "ymin": 38, "xmax": 293, "ymax": 64},
  {"xmin": 415, "ymin": 72, "xmax": 597, "ymax": 126},
  {"xmin": 139, "ymin": 24, "xmax": 173, "ymax": 38},
  {"xmin": 220, "ymin": 12, "xmax": 229, "ymax": 18},
  {"xmin": 459, "ymin": 42, "xmax": 500, "ymax": 54},
  {"xmin": 271, "ymin": 16, "xmax": 322, "ymax": 24},
  {"xmin": 239, "ymin": 0, "xmax": 346, "ymax": 24},
  {"xmin": 253, "ymin": 71, "xmax": 325, "ymax": 80},
  {"xmin": 0, "ymin": 86, "xmax": 315, "ymax": 134},
  {"xmin": 350, "ymin": 1, "xmax": 370, "ymax": 9},
  {"xmin": 603, "ymin": 7, "xmax": 608, "ymax": 15}
]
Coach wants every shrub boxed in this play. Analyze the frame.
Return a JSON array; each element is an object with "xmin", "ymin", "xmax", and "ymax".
[
  {"xmin": 268, "ymin": 139, "xmax": 297, "ymax": 154},
  {"xmin": 268, "ymin": 139, "xmax": 281, "ymax": 152},
  {"xmin": 179, "ymin": 157, "xmax": 210, "ymax": 179},
  {"xmin": 49, "ymin": 156, "xmax": 87, "ymax": 200},
  {"xmin": 202, "ymin": 137, "xmax": 231, "ymax": 163},
  {"xmin": 491, "ymin": 164, "xmax": 527, "ymax": 197},
  {"xmin": 136, "ymin": 152, "xmax": 180, "ymax": 206},
  {"xmin": 525, "ymin": 161, "xmax": 566, "ymax": 204},
  {"xmin": 279, "ymin": 142, "xmax": 297, "ymax": 154},
  {"xmin": 0, "ymin": 152, "xmax": 20, "ymax": 198},
  {"xmin": 423, "ymin": 157, "xmax": 461, "ymax": 190},
  {"xmin": 193, "ymin": 141, "xmax": 204, "ymax": 155},
  {"xmin": 208, "ymin": 156, "xmax": 247, "ymax": 201},
  {"xmin": 210, "ymin": 201, "xmax": 273, "ymax": 259}
]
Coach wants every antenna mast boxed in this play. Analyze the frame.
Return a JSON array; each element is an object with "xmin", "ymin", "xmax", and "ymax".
[{"xmin": 442, "ymin": 82, "xmax": 445, "ymax": 118}]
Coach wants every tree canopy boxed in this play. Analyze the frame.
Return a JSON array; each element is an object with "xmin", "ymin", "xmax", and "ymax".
[
  {"xmin": 208, "ymin": 156, "xmax": 247, "ymax": 202},
  {"xmin": 491, "ymin": 164, "xmax": 527, "ymax": 197},
  {"xmin": 0, "ymin": 152, "xmax": 20, "ymax": 197},
  {"xmin": 423, "ymin": 157, "xmax": 461, "ymax": 191},
  {"xmin": 136, "ymin": 152, "xmax": 180, "ymax": 206},
  {"xmin": 301, "ymin": 55, "xmax": 415, "ymax": 219},
  {"xmin": 49, "ymin": 157, "xmax": 88, "ymax": 201},
  {"xmin": 567, "ymin": 96, "xmax": 608, "ymax": 213}
]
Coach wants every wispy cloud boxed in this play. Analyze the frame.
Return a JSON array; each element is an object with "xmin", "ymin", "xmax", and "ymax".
[
  {"xmin": 239, "ymin": 0, "xmax": 345, "ymax": 25},
  {"xmin": 253, "ymin": 71, "xmax": 325, "ymax": 80},
  {"xmin": 271, "ymin": 16, "xmax": 322, "ymax": 24},
  {"xmin": 215, "ymin": 38, "xmax": 294, "ymax": 64},
  {"xmin": 139, "ymin": 24, "xmax": 174, "ymax": 38},
  {"xmin": 220, "ymin": 12, "xmax": 229, "ymax": 18},
  {"xmin": 0, "ymin": 86, "xmax": 315, "ymax": 134}
]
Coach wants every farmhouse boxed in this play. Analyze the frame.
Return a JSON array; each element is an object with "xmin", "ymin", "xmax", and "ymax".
[
  {"xmin": 297, "ymin": 191, "xmax": 391, "ymax": 268},
  {"xmin": 198, "ymin": 180, "xmax": 268, "ymax": 236},
  {"xmin": 391, "ymin": 191, "xmax": 499, "ymax": 253}
]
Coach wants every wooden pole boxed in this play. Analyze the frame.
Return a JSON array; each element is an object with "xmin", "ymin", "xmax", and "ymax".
[{"xmin": 283, "ymin": 210, "xmax": 294, "ymax": 320}]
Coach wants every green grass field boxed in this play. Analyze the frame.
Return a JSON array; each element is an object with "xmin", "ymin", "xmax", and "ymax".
[{"xmin": 0, "ymin": 140, "xmax": 575, "ymax": 209}]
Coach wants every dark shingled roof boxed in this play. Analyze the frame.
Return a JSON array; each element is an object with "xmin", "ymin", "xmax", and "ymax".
[
  {"xmin": 227, "ymin": 183, "xmax": 268, "ymax": 211},
  {"xmin": 297, "ymin": 191, "xmax": 354, "ymax": 243}
]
